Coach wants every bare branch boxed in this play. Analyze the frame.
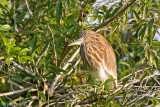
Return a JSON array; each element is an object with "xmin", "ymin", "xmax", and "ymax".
[
  {"xmin": 8, "ymin": 80, "xmax": 24, "ymax": 89},
  {"xmin": 35, "ymin": 43, "xmax": 50, "ymax": 66},
  {"xmin": 49, "ymin": 48, "xmax": 80, "ymax": 96},
  {"xmin": 0, "ymin": 86, "xmax": 35, "ymax": 97},
  {"xmin": 57, "ymin": 43, "xmax": 73, "ymax": 67},
  {"xmin": 54, "ymin": 89, "xmax": 94, "ymax": 99},
  {"xmin": 62, "ymin": 48, "xmax": 80, "ymax": 70},
  {"xmin": 12, "ymin": 61, "xmax": 35, "ymax": 77},
  {"xmin": 56, "ymin": 58, "xmax": 81, "ymax": 87},
  {"xmin": 25, "ymin": 0, "xmax": 33, "ymax": 16}
]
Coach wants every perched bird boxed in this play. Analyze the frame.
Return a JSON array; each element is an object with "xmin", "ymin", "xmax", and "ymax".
[{"xmin": 69, "ymin": 30, "xmax": 117, "ymax": 89}]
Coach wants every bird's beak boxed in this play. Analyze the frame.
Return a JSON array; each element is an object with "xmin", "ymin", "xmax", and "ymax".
[{"xmin": 68, "ymin": 38, "xmax": 84, "ymax": 46}]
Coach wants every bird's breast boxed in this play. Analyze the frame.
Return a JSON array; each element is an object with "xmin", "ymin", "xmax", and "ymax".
[{"xmin": 81, "ymin": 42, "xmax": 104, "ymax": 67}]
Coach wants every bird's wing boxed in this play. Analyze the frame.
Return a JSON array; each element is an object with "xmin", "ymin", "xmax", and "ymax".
[{"xmin": 98, "ymin": 35, "xmax": 117, "ymax": 87}]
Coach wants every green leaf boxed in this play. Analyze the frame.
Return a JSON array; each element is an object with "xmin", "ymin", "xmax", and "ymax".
[
  {"xmin": 18, "ymin": 48, "xmax": 29, "ymax": 56},
  {"xmin": 153, "ymin": 57, "xmax": 158, "ymax": 69},
  {"xmin": 68, "ymin": 26, "xmax": 75, "ymax": 36},
  {"xmin": 104, "ymin": 78, "xmax": 116, "ymax": 84},
  {"xmin": 43, "ymin": 73, "xmax": 54, "ymax": 80},
  {"xmin": 49, "ymin": 65, "xmax": 66, "ymax": 74},
  {"xmin": 0, "ymin": 56, "xmax": 5, "ymax": 59},
  {"xmin": 120, "ymin": 70, "xmax": 129, "ymax": 78},
  {"xmin": 11, "ymin": 77, "xmax": 23, "ymax": 84},
  {"xmin": 18, "ymin": 56, "xmax": 33, "ymax": 63},
  {"xmin": 6, "ymin": 58, "xmax": 12, "ymax": 67},
  {"xmin": 29, "ymin": 37, "xmax": 37, "ymax": 54},
  {"xmin": 0, "ymin": 97, "xmax": 8, "ymax": 105},
  {"xmin": 104, "ymin": 84, "xmax": 110, "ymax": 92},
  {"xmin": 56, "ymin": 1, "xmax": 62, "ymax": 16},
  {"xmin": 1, "ymin": 34, "xmax": 8, "ymax": 45},
  {"xmin": 155, "ymin": 99, "xmax": 160, "ymax": 104},
  {"xmin": 45, "ymin": 59, "xmax": 52, "ymax": 73},
  {"xmin": 135, "ymin": 58, "xmax": 145, "ymax": 68},
  {"xmin": 151, "ymin": 98, "xmax": 156, "ymax": 107},
  {"xmin": 138, "ymin": 25, "xmax": 146, "ymax": 40},
  {"xmin": 140, "ymin": 72, "xmax": 148, "ymax": 81},
  {"xmin": 103, "ymin": 78, "xmax": 116, "ymax": 92},
  {"xmin": 28, "ymin": 88, "xmax": 37, "ymax": 93},
  {"xmin": 147, "ymin": 18, "xmax": 154, "ymax": 45},
  {"xmin": 152, "ymin": 40, "xmax": 159, "ymax": 48},
  {"xmin": 24, "ymin": 30, "xmax": 36, "ymax": 35},
  {"xmin": 0, "ymin": 25, "xmax": 11, "ymax": 31},
  {"xmin": 9, "ymin": 38, "xmax": 15, "ymax": 47},
  {"xmin": 145, "ymin": 48, "xmax": 149, "ymax": 59},
  {"xmin": 142, "ymin": 6, "xmax": 147, "ymax": 19},
  {"xmin": 133, "ymin": 11, "xmax": 140, "ymax": 22},
  {"xmin": 119, "ymin": 62, "xmax": 131, "ymax": 68},
  {"xmin": 10, "ymin": 47, "xmax": 21, "ymax": 53},
  {"xmin": 10, "ymin": 97, "xmax": 23, "ymax": 104},
  {"xmin": 148, "ymin": 18, "xmax": 154, "ymax": 29},
  {"xmin": 6, "ymin": 54, "xmax": 16, "ymax": 59},
  {"xmin": 56, "ymin": 1, "xmax": 62, "ymax": 23},
  {"xmin": 38, "ymin": 91, "xmax": 46, "ymax": 101},
  {"xmin": 23, "ymin": 77, "xmax": 33, "ymax": 81},
  {"xmin": 67, "ymin": 15, "xmax": 77, "ymax": 25},
  {"xmin": 62, "ymin": 17, "xmax": 70, "ymax": 26},
  {"xmin": 114, "ymin": 49, "xmax": 120, "ymax": 57},
  {"xmin": 21, "ymin": 56, "xmax": 33, "ymax": 61},
  {"xmin": 105, "ymin": 95, "xmax": 114, "ymax": 104}
]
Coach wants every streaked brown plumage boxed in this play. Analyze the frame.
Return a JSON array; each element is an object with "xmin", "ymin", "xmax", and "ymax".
[{"xmin": 69, "ymin": 30, "xmax": 117, "ymax": 89}]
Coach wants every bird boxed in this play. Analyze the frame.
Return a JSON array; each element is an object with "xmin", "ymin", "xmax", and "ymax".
[{"xmin": 69, "ymin": 30, "xmax": 117, "ymax": 89}]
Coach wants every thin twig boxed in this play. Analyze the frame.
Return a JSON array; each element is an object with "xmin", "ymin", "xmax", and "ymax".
[
  {"xmin": 57, "ymin": 43, "xmax": 73, "ymax": 67},
  {"xmin": 68, "ymin": 58, "xmax": 81, "ymax": 75},
  {"xmin": 54, "ymin": 89, "xmax": 94, "ymax": 99},
  {"xmin": 0, "ymin": 86, "xmax": 35, "ymax": 97},
  {"xmin": 35, "ymin": 43, "xmax": 50, "ymax": 66},
  {"xmin": 56, "ymin": 58, "xmax": 81, "ymax": 88},
  {"xmin": 119, "ymin": 68, "xmax": 150, "ymax": 82},
  {"xmin": 49, "ymin": 48, "xmax": 80, "ymax": 96},
  {"xmin": 25, "ymin": 0, "xmax": 33, "ymax": 16},
  {"xmin": 12, "ymin": 61, "xmax": 35, "ymax": 77},
  {"xmin": 48, "ymin": 26, "xmax": 57, "ymax": 66},
  {"xmin": 52, "ymin": 84, "xmax": 91, "ymax": 94},
  {"xmin": 152, "ymin": 77, "xmax": 160, "ymax": 85},
  {"xmin": 8, "ymin": 80, "xmax": 24, "ymax": 89}
]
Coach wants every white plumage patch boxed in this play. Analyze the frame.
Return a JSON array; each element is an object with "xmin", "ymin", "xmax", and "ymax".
[
  {"xmin": 90, "ymin": 60, "xmax": 117, "ymax": 89},
  {"xmin": 102, "ymin": 60, "xmax": 117, "ymax": 88}
]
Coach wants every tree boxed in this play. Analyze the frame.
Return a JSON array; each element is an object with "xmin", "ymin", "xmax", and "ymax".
[{"xmin": 0, "ymin": 0, "xmax": 160, "ymax": 106}]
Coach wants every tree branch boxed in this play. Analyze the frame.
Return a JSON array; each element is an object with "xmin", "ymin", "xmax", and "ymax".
[
  {"xmin": 57, "ymin": 42, "xmax": 73, "ymax": 67},
  {"xmin": 35, "ymin": 43, "xmax": 50, "ymax": 66},
  {"xmin": 25, "ymin": 0, "xmax": 33, "ymax": 16},
  {"xmin": 93, "ymin": 0, "xmax": 137, "ymax": 31},
  {"xmin": 49, "ymin": 48, "xmax": 80, "ymax": 96},
  {"xmin": 0, "ymin": 86, "xmax": 35, "ymax": 97},
  {"xmin": 12, "ymin": 61, "xmax": 35, "ymax": 77}
]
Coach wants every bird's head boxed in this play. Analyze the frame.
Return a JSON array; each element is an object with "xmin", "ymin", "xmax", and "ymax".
[{"xmin": 68, "ymin": 30, "xmax": 92, "ymax": 46}]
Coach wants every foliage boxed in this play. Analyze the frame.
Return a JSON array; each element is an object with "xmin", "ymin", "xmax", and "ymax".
[{"xmin": 0, "ymin": 0, "xmax": 160, "ymax": 106}]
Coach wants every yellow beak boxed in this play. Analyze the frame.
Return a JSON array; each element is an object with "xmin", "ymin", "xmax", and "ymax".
[{"xmin": 68, "ymin": 38, "xmax": 84, "ymax": 46}]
